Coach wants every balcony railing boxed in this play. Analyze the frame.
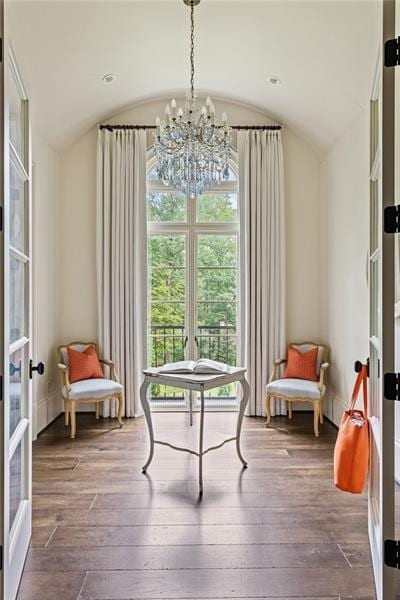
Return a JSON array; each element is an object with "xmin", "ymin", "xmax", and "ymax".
[{"xmin": 148, "ymin": 325, "xmax": 237, "ymax": 404}]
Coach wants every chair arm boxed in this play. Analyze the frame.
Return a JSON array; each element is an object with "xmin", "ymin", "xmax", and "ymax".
[
  {"xmin": 100, "ymin": 359, "xmax": 120, "ymax": 383},
  {"xmin": 319, "ymin": 362, "xmax": 330, "ymax": 390},
  {"xmin": 57, "ymin": 363, "xmax": 71, "ymax": 393},
  {"xmin": 269, "ymin": 358, "xmax": 287, "ymax": 383}
]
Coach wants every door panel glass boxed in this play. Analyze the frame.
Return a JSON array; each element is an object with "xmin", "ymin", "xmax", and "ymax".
[
  {"xmin": 9, "ymin": 67, "xmax": 25, "ymax": 163},
  {"xmin": 196, "ymin": 235, "xmax": 238, "ymax": 405},
  {"xmin": 148, "ymin": 234, "xmax": 186, "ymax": 404},
  {"xmin": 10, "ymin": 161, "xmax": 26, "ymax": 253},
  {"xmin": 9, "ymin": 441, "xmax": 23, "ymax": 531},
  {"xmin": 9, "ymin": 347, "xmax": 23, "ymax": 437},
  {"xmin": 10, "ymin": 255, "xmax": 25, "ymax": 344},
  {"xmin": 197, "ymin": 192, "xmax": 238, "ymax": 223}
]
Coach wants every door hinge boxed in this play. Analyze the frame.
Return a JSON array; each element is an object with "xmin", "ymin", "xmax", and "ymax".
[
  {"xmin": 0, "ymin": 375, "xmax": 3, "ymax": 401},
  {"xmin": 0, "ymin": 206, "xmax": 3, "ymax": 233},
  {"xmin": 385, "ymin": 540, "xmax": 400, "ymax": 568},
  {"xmin": 385, "ymin": 37, "xmax": 400, "ymax": 67},
  {"xmin": 384, "ymin": 372, "xmax": 400, "ymax": 400},
  {"xmin": 384, "ymin": 205, "xmax": 400, "ymax": 233},
  {"xmin": 0, "ymin": 545, "xmax": 2, "ymax": 570},
  {"xmin": 0, "ymin": 38, "xmax": 3, "ymax": 64}
]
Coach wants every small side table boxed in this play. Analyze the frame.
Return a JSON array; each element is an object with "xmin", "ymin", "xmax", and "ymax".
[{"xmin": 140, "ymin": 367, "xmax": 250, "ymax": 495}]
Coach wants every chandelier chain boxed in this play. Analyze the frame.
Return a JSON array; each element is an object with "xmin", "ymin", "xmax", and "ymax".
[
  {"xmin": 190, "ymin": 3, "xmax": 195, "ymax": 97},
  {"xmin": 154, "ymin": 0, "xmax": 232, "ymax": 197}
]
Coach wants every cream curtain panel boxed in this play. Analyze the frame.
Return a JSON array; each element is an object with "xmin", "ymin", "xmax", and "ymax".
[
  {"xmin": 238, "ymin": 129, "xmax": 286, "ymax": 417},
  {"xmin": 96, "ymin": 128, "xmax": 147, "ymax": 418}
]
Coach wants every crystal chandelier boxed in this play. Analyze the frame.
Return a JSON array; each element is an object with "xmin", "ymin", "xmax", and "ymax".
[{"xmin": 154, "ymin": 0, "xmax": 232, "ymax": 198}]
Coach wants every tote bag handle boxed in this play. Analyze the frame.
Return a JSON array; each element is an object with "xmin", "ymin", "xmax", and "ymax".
[{"xmin": 347, "ymin": 364, "xmax": 368, "ymax": 415}]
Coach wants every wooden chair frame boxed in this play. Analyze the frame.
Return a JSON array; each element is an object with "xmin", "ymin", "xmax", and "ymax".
[
  {"xmin": 57, "ymin": 340, "xmax": 124, "ymax": 439},
  {"xmin": 265, "ymin": 342, "xmax": 330, "ymax": 437}
]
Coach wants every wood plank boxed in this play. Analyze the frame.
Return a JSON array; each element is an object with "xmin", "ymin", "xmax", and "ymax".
[
  {"xmin": 47, "ymin": 522, "xmax": 368, "ymax": 547},
  {"xmin": 17, "ymin": 571, "xmax": 86, "ymax": 600},
  {"xmin": 31, "ymin": 506, "xmax": 366, "ymax": 528},
  {"xmin": 93, "ymin": 490, "xmax": 367, "ymax": 510},
  {"xmin": 79, "ymin": 567, "xmax": 374, "ymax": 599},
  {"xmin": 24, "ymin": 542, "xmax": 349, "ymax": 572}
]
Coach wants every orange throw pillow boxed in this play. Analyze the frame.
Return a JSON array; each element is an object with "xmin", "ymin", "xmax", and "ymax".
[
  {"xmin": 67, "ymin": 345, "xmax": 104, "ymax": 384},
  {"xmin": 284, "ymin": 345, "xmax": 318, "ymax": 381}
]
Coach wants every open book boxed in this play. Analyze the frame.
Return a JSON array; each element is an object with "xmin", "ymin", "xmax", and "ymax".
[{"xmin": 157, "ymin": 359, "xmax": 232, "ymax": 375}]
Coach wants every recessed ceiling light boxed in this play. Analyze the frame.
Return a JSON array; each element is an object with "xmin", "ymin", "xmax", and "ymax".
[
  {"xmin": 102, "ymin": 74, "xmax": 116, "ymax": 85},
  {"xmin": 267, "ymin": 75, "xmax": 281, "ymax": 86}
]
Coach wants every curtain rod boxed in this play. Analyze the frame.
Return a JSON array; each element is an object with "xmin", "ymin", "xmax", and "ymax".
[{"xmin": 99, "ymin": 124, "xmax": 282, "ymax": 131}]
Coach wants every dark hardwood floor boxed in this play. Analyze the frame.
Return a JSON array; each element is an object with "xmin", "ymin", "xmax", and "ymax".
[{"xmin": 17, "ymin": 411, "xmax": 375, "ymax": 599}]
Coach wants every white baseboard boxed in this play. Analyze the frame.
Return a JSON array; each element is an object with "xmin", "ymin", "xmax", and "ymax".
[
  {"xmin": 34, "ymin": 391, "xmax": 63, "ymax": 437},
  {"xmin": 323, "ymin": 390, "xmax": 347, "ymax": 427}
]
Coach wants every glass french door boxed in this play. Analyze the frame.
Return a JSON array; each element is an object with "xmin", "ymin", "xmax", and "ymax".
[
  {"xmin": 1, "ymin": 42, "xmax": 34, "ymax": 599},
  {"xmin": 368, "ymin": 1, "xmax": 396, "ymax": 597},
  {"xmin": 147, "ymin": 162, "xmax": 240, "ymax": 410}
]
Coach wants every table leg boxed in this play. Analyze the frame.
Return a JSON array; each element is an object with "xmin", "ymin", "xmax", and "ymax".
[
  {"xmin": 189, "ymin": 391, "xmax": 193, "ymax": 427},
  {"xmin": 140, "ymin": 380, "xmax": 154, "ymax": 474},
  {"xmin": 199, "ymin": 389, "xmax": 205, "ymax": 495},
  {"xmin": 236, "ymin": 378, "xmax": 250, "ymax": 468}
]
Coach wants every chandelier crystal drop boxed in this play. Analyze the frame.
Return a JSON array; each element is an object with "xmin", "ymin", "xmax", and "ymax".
[{"xmin": 153, "ymin": 0, "xmax": 232, "ymax": 198}]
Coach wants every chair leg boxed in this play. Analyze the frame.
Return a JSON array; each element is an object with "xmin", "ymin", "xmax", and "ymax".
[
  {"xmin": 70, "ymin": 403, "xmax": 77, "ymax": 439},
  {"xmin": 288, "ymin": 402, "xmax": 292, "ymax": 419},
  {"xmin": 313, "ymin": 400, "xmax": 319, "ymax": 437},
  {"xmin": 319, "ymin": 398, "xmax": 324, "ymax": 424},
  {"xmin": 95, "ymin": 402, "xmax": 100, "ymax": 420},
  {"xmin": 117, "ymin": 393, "xmax": 124, "ymax": 427},
  {"xmin": 265, "ymin": 393, "xmax": 271, "ymax": 426},
  {"xmin": 64, "ymin": 399, "xmax": 69, "ymax": 427}
]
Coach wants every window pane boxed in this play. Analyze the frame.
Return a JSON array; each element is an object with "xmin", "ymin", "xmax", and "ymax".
[
  {"xmin": 9, "ymin": 441, "xmax": 23, "ymax": 531},
  {"xmin": 149, "ymin": 327, "xmax": 186, "ymax": 367},
  {"xmin": 150, "ymin": 268, "xmax": 185, "ymax": 301},
  {"xmin": 197, "ymin": 334, "xmax": 237, "ymax": 365},
  {"xmin": 10, "ymin": 161, "xmax": 26, "ymax": 253},
  {"xmin": 10, "ymin": 255, "xmax": 25, "ymax": 344},
  {"xmin": 197, "ymin": 302, "xmax": 237, "ymax": 329},
  {"xmin": 150, "ymin": 302, "xmax": 185, "ymax": 328},
  {"xmin": 148, "ymin": 234, "xmax": 185, "ymax": 268},
  {"xmin": 197, "ymin": 193, "xmax": 238, "ymax": 223},
  {"xmin": 10, "ymin": 347, "xmax": 23, "ymax": 437},
  {"xmin": 9, "ymin": 68, "xmax": 25, "ymax": 163},
  {"xmin": 198, "ymin": 268, "xmax": 236, "ymax": 302},
  {"xmin": 147, "ymin": 166, "xmax": 160, "ymax": 182},
  {"xmin": 197, "ymin": 235, "xmax": 237, "ymax": 268},
  {"xmin": 147, "ymin": 192, "xmax": 186, "ymax": 222}
]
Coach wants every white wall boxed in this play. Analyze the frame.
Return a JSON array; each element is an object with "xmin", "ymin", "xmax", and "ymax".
[
  {"xmin": 60, "ymin": 97, "xmax": 324, "ymax": 351},
  {"xmin": 32, "ymin": 130, "xmax": 63, "ymax": 434},
  {"xmin": 321, "ymin": 110, "xmax": 370, "ymax": 425}
]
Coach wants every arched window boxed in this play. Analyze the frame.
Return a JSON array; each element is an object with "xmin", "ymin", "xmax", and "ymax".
[{"xmin": 146, "ymin": 154, "xmax": 240, "ymax": 409}]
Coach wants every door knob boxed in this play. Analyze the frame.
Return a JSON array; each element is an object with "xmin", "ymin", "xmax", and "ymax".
[{"xmin": 29, "ymin": 360, "xmax": 45, "ymax": 379}]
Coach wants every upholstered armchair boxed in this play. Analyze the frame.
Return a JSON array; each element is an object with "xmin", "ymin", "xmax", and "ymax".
[
  {"xmin": 265, "ymin": 342, "xmax": 330, "ymax": 437},
  {"xmin": 57, "ymin": 341, "xmax": 124, "ymax": 439}
]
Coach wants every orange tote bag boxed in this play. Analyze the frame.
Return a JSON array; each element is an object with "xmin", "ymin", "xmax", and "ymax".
[{"xmin": 334, "ymin": 364, "xmax": 369, "ymax": 494}]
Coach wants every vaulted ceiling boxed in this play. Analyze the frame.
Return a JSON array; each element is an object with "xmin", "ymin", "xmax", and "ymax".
[{"xmin": 6, "ymin": 0, "xmax": 380, "ymax": 155}]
